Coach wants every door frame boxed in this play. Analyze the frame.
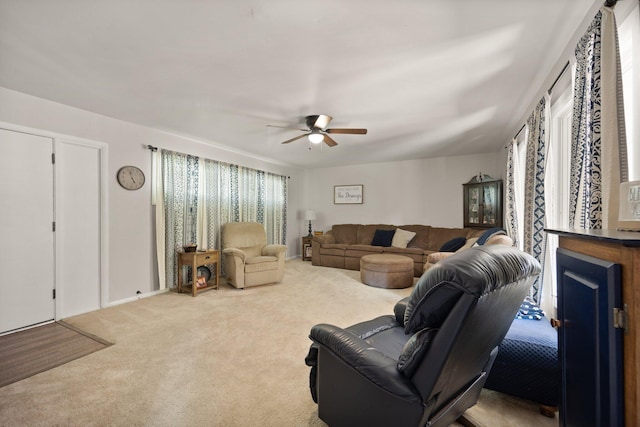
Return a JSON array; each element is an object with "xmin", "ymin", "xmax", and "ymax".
[{"xmin": 0, "ymin": 121, "xmax": 109, "ymax": 317}]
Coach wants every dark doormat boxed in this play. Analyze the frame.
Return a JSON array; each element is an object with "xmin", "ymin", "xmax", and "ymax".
[{"xmin": 0, "ymin": 321, "xmax": 112, "ymax": 388}]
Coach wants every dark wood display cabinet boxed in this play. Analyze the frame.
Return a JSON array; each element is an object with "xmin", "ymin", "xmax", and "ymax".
[{"xmin": 463, "ymin": 175, "xmax": 503, "ymax": 229}]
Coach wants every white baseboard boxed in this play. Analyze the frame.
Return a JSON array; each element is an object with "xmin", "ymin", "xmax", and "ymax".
[{"xmin": 106, "ymin": 287, "xmax": 170, "ymax": 307}]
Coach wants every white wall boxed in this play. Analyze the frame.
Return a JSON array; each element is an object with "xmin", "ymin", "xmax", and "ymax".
[
  {"xmin": 302, "ymin": 152, "xmax": 503, "ymax": 233},
  {"xmin": 0, "ymin": 86, "xmax": 507, "ymax": 307},
  {"xmin": 0, "ymin": 87, "xmax": 302, "ymax": 305}
]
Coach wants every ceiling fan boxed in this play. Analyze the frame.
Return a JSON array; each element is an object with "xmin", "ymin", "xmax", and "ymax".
[{"xmin": 268, "ymin": 115, "xmax": 367, "ymax": 147}]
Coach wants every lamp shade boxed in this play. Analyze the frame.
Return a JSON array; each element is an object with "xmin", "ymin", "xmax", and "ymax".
[
  {"xmin": 304, "ymin": 210, "xmax": 316, "ymax": 221},
  {"xmin": 308, "ymin": 133, "xmax": 324, "ymax": 144}
]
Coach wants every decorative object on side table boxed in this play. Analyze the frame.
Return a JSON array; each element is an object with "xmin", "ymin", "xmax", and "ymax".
[{"xmin": 304, "ymin": 210, "xmax": 316, "ymax": 237}]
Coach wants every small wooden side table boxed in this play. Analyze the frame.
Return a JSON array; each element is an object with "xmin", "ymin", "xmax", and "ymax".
[
  {"xmin": 177, "ymin": 249, "xmax": 220, "ymax": 297},
  {"xmin": 302, "ymin": 236, "xmax": 312, "ymax": 261}
]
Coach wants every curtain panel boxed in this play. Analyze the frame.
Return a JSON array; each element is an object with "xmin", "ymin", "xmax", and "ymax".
[
  {"xmin": 522, "ymin": 96, "xmax": 549, "ymax": 304},
  {"xmin": 504, "ymin": 139, "xmax": 519, "ymax": 249},
  {"xmin": 569, "ymin": 7, "xmax": 628, "ymax": 229},
  {"xmin": 157, "ymin": 149, "xmax": 288, "ymax": 289}
]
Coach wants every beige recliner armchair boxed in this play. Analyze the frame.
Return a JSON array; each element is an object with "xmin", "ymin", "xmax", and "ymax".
[{"xmin": 221, "ymin": 222, "xmax": 287, "ymax": 289}]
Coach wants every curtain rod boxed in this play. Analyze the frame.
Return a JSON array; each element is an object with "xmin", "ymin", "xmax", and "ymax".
[
  {"xmin": 505, "ymin": 123, "xmax": 526, "ymax": 148},
  {"xmin": 547, "ymin": 61, "xmax": 570, "ymax": 94},
  {"xmin": 508, "ymin": 57, "xmax": 571, "ymax": 147},
  {"xmin": 513, "ymin": 123, "xmax": 526, "ymax": 141},
  {"xmin": 150, "ymin": 146, "xmax": 289, "ymax": 180}
]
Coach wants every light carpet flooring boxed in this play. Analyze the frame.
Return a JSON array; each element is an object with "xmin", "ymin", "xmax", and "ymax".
[{"xmin": 0, "ymin": 259, "xmax": 558, "ymax": 426}]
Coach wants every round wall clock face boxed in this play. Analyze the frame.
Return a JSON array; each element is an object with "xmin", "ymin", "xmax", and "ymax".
[{"xmin": 117, "ymin": 166, "xmax": 145, "ymax": 190}]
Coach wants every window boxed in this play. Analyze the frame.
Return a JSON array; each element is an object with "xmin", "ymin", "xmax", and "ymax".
[
  {"xmin": 512, "ymin": 130, "xmax": 527, "ymax": 251},
  {"xmin": 619, "ymin": 3, "xmax": 640, "ymax": 179},
  {"xmin": 545, "ymin": 81, "xmax": 573, "ymax": 309}
]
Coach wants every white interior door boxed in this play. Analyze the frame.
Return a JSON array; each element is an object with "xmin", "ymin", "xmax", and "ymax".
[
  {"xmin": 0, "ymin": 128, "xmax": 55, "ymax": 334},
  {"xmin": 56, "ymin": 140, "xmax": 102, "ymax": 318}
]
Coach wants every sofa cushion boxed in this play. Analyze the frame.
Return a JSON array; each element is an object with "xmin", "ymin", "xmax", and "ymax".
[
  {"xmin": 474, "ymin": 227, "xmax": 508, "ymax": 246},
  {"xmin": 397, "ymin": 328, "xmax": 439, "ymax": 377},
  {"xmin": 485, "ymin": 234, "xmax": 513, "ymax": 246},
  {"xmin": 392, "ymin": 228, "xmax": 417, "ymax": 248},
  {"xmin": 240, "ymin": 244, "xmax": 264, "ymax": 258},
  {"xmin": 439, "ymin": 237, "xmax": 466, "ymax": 252},
  {"xmin": 382, "ymin": 247, "xmax": 424, "ymax": 262},
  {"xmin": 400, "ymin": 225, "xmax": 431, "ymax": 250},
  {"xmin": 371, "ymin": 229, "xmax": 396, "ymax": 247},
  {"xmin": 244, "ymin": 256, "xmax": 278, "ymax": 273},
  {"xmin": 357, "ymin": 224, "xmax": 395, "ymax": 245},
  {"xmin": 345, "ymin": 245, "xmax": 383, "ymax": 257},
  {"xmin": 319, "ymin": 244, "xmax": 349, "ymax": 257},
  {"xmin": 427, "ymin": 227, "xmax": 469, "ymax": 251},
  {"xmin": 332, "ymin": 224, "xmax": 359, "ymax": 244},
  {"xmin": 458, "ymin": 237, "xmax": 479, "ymax": 252}
]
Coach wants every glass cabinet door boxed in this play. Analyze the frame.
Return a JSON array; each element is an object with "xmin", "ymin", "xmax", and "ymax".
[
  {"xmin": 467, "ymin": 187, "xmax": 480, "ymax": 225},
  {"xmin": 483, "ymin": 185, "xmax": 496, "ymax": 226}
]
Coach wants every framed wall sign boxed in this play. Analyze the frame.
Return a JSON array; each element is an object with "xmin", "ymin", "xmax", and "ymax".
[{"xmin": 334, "ymin": 185, "xmax": 363, "ymax": 204}]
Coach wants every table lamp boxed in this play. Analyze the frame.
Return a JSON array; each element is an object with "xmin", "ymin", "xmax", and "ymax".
[{"xmin": 304, "ymin": 210, "xmax": 316, "ymax": 237}]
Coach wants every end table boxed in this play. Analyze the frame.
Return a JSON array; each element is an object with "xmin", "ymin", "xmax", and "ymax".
[
  {"xmin": 177, "ymin": 249, "xmax": 220, "ymax": 296},
  {"xmin": 302, "ymin": 236, "xmax": 312, "ymax": 261}
]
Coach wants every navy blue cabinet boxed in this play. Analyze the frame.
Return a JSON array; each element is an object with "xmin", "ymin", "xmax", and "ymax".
[
  {"xmin": 556, "ymin": 248, "xmax": 623, "ymax": 427},
  {"xmin": 548, "ymin": 228, "xmax": 640, "ymax": 427}
]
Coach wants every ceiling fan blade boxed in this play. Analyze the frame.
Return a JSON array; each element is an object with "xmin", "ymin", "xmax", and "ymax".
[
  {"xmin": 280, "ymin": 133, "xmax": 309, "ymax": 144},
  {"xmin": 267, "ymin": 124, "xmax": 308, "ymax": 132},
  {"xmin": 325, "ymin": 128, "xmax": 368, "ymax": 135},
  {"xmin": 306, "ymin": 114, "xmax": 332, "ymax": 129},
  {"xmin": 323, "ymin": 134, "xmax": 338, "ymax": 147}
]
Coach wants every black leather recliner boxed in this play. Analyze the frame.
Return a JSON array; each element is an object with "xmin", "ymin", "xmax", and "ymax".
[{"xmin": 305, "ymin": 245, "xmax": 541, "ymax": 427}]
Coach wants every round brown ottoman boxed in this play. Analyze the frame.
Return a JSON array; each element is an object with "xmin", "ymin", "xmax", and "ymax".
[{"xmin": 360, "ymin": 254, "xmax": 414, "ymax": 289}]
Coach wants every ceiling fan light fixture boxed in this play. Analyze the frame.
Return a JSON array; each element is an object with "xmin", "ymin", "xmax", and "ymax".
[{"xmin": 308, "ymin": 132, "xmax": 324, "ymax": 144}]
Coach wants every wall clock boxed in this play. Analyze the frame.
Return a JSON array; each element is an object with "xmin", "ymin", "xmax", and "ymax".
[{"xmin": 117, "ymin": 165, "xmax": 145, "ymax": 190}]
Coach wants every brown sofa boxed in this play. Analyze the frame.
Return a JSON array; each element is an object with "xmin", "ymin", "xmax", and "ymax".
[
  {"xmin": 311, "ymin": 224, "xmax": 488, "ymax": 277},
  {"xmin": 423, "ymin": 233, "xmax": 514, "ymax": 272}
]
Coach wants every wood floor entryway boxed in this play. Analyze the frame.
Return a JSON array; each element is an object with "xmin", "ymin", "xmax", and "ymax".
[{"xmin": 0, "ymin": 322, "xmax": 111, "ymax": 388}]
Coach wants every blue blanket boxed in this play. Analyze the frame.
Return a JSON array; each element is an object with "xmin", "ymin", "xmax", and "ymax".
[
  {"xmin": 474, "ymin": 227, "xmax": 507, "ymax": 246},
  {"xmin": 516, "ymin": 297, "xmax": 545, "ymax": 320}
]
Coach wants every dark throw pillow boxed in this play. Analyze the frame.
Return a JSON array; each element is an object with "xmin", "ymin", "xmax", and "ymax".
[
  {"xmin": 439, "ymin": 237, "xmax": 466, "ymax": 252},
  {"xmin": 371, "ymin": 229, "xmax": 395, "ymax": 247}
]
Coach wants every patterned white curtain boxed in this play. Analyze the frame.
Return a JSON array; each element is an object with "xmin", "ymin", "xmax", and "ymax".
[
  {"xmin": 569, "ymin": 7, "xmax": 628, "ymax": 229},
  {"xmin": 197, "ymin": 159, "xmax": 287, "ymax": 249},
  {"xmin": 262, "ymin": 171, "xmax": 287, "ymax": 244},
  {"xmin": 504, "ymin": 138, "xmax": 519, "ymax": 249},
  {"xmin": 158, "ymin": 150, "xmax": 199, "ymax": 289},
  {"xmin": 157, "ymin": 149, "xmax": 288, "ymax": 289},
  {"xmin": 522, "ymin": 95, "xmax": 549, "ymax": 304}
]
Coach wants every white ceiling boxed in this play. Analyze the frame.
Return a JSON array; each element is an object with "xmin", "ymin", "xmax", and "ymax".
[{"xmin": 0, "ymin": 0, "xmax": 598, "ymax": 168}]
